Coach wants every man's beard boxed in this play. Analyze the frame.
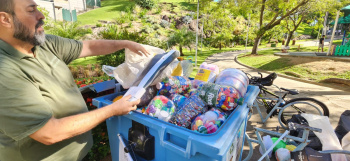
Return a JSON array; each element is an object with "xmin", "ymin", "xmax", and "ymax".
[{"xmin": 12, "ymin": 15, "xmax": 46, "ymax": 46}]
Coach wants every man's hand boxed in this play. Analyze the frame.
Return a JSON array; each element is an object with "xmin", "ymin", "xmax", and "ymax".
[
  {"xmin": 126, "ymin": 41, "xmax": 150, "ymax": 56},
  {"xmin": 111, "ymin": 95, "xmax": 140, "ymax": 116}
]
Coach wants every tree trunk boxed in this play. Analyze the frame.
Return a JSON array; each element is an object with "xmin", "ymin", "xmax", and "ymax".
[
  {"xmin": 179, "ymin": 45, "xmax": 184, "ymax": 56},
  {"xmin": 251, "ymin": 37, "xmax": 261, "ymax": 55},
  {"xmin": 219, "ymin": 44, "xmax": 222, "ymax": 50},
  {"xmin": 285, "ymin": 31, "xmax": 294, "ymax": 47}
]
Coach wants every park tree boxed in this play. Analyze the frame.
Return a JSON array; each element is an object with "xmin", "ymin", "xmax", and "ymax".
[
  {"xmin": 249, "ymin": 0, "xmax": 312, "ymax": 54},
  {"xmin": 167, "ymin": 28, "xmax": 196, "ymax": 56},
  {"xmin": 211, "ymin": 29, "xmax": 233, "ymax": 50},
  {"xmin": 282, "ymin": 6, "xmax": 309, "ymax": 47}
]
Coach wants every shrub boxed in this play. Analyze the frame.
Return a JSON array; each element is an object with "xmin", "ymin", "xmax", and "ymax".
[
  {"xmin": 47, "ymin": 21, "xmax": 91, "ymax": 40},
  {"xmin": 146, "ymin": 37, "xmax": 167, "ymax": 49},
  {"xmin": 135, "ymin": 0, "xmax": 158, "ymax": 9},
  {"xmin": 145, "ymin": 15, "xmax": 157, "ymax": 24},
  {"xmin": 139, "ymin": 9, "xmax": 148, "ymax": 18},
  {"xmin": 141, "ymin": 25, "xmax": 154, "ymax": 34},
  {"xmin": 97, "ymin": 26, "xmax": 148, "ymax": 67},
  {"xmin": 182, "ymin": 16, "xmax": 192, "ymax": 24},
  {"xmin": 153, "ymin": 24, "xmax": 161, "ymax": 30},
  {"xmin": 160, "ymin": 20, "xmax": 170, "ymax": 28},
  {"xmin": 133, "ymin": 5, "xmax": 142, "ymax": 14}
]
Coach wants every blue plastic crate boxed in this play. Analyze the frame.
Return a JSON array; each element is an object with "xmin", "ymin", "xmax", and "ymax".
[{"xmin": 93, "ymin": 85, "xmax": 259, "ymax": 161}]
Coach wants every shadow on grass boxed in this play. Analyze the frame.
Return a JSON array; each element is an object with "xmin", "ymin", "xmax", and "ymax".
[
  {"xmin": 256, "ymin": 56, "xmax": 321, "ymax": 71},
  {"xmin": 179, "ymin": 2, "xmax": 196, "ymax": 11},
  {"xmin": 102, "ymin": 0, "xmax": 135, "ymax": 12}
]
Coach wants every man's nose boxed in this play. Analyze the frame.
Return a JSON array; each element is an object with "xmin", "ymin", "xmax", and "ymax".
[{"xmin": 37, "ymin": 10, "xmax": 45, "ymax": 20}]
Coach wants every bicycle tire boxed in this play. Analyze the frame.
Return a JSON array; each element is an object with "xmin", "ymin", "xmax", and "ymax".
[{"xmin": 280, "ymin": 97, "xmax": 330, "ymax": 125}]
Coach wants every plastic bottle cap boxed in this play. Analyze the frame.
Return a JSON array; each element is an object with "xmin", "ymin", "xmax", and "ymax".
[
  {"xmin": 156, "ymin": 82, "xmax": 163, "ymax": 89},
  {"xmin": 158, "ymin": 111, "xmax": 169, "ymax": 121}
]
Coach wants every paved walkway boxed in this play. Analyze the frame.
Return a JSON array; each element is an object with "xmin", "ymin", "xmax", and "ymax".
[{"xmin": 205, "ymin": 50, "xmax": 350, "ymax": 160}]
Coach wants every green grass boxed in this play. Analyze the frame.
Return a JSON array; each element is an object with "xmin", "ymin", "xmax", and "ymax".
[
  {"xmin": 333, "ymin": 39, "xmax": 342, "ymax": 45},
  {"xmin": 70, "ymin": 56, "xmax": 99, "ymax": 66},
  {"xmin": 237, "ymin": 47, "xmax": 350, "ymax": 82},
  {"xmin": 77, "ymin": 0, "xmax": 135, "ymax": 25},
  {"xmin": 77, "ymin": 0, "xmax": 196, "ymax": 25}
]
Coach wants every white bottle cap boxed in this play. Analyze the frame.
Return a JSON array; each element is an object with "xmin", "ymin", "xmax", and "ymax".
[{"xmin": 158, "ymin": 111, "xmax": 169, "ymax": 121}]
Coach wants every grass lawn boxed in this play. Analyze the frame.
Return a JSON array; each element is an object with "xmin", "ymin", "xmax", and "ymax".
[
  {"xmin": 237, "ymin": 47, "xmax": 350, "ymax": 82},
  {"xmin": 77, "ymin": 0, "xmax": 195, "ymax": 25},
  {"xmin": 77, "ymin": 0, "xmax": 135, "ymax": 25}
]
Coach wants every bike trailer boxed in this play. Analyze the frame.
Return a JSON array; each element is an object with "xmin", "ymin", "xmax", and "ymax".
[{"xmin": 93, "ymin": 85, "xmax": 259, "ymax": 161}]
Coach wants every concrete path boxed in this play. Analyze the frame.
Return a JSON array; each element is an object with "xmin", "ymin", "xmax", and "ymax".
[{"xmin": 205, "ymin": 50, "xmax": 350, "ymax": 160}]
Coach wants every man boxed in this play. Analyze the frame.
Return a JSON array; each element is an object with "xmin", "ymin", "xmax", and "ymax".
[
  {"xmin": 0, "ymin": 0, "xmax": 149, "ymax": 160},
  {"xmin": 318, "ymin": 35, "xmax": 325, "ymax": 52}
]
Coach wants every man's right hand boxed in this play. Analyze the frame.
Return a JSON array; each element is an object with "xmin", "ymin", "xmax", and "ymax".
[{"xmin": 111, "ymin": 95, "xmax": 139, "ymax": 116}]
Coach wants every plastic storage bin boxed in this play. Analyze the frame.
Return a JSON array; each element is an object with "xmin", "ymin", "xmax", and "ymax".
[{"xmin": 92, "ymin": 85, "xmax": 259, "ymax": 161}]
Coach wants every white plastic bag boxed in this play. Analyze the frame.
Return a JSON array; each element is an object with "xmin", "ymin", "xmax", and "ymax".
[
  {"xmin": 343, "ymin": 132, "xmax": 350, "ymax": 161},
  {"xmin": 302, "ymin": 113, "xmax": 348, "ymax": 161},
  {"xmin": 113, "ymin": 45, "xmax": 178, "ymax": 89}
]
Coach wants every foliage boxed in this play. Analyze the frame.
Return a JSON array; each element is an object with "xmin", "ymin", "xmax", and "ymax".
[
  {"xmin": 133, "ymin": 5, "xmax": 142, "ymax": 14},
  {"xmin": 211, "ymin": 29, "xmax": 233, "ymax": 50},
  {"xmin": 160, "ymin": 20, "xmax": 171, "ymax": 28},
  {"xmin": 47, "ymin": 21, "xmax": 92, "ymax": 40},
  {"xmin": 114, "ymin": 11, "xmax": 136, "ymax": 25},
  {"xmin": 135, "ymin": 0, "xmax": 158, "ymax": 9},
  {"xmin": 97, "ymin": 25, "xmax": 148, "ymax": 67},
  {"xmin": 145, "ymin": 15, "xmax": 158, "ymax": 24},
  {"xmin": 141, "ymin": 24, "xmax": 154, "ymax": 33},
  {"xmin": 182, "ymin": 16, "xmax": 192, "ymax": 24},
  {"xmin": 139, "ymin": 9, "xmax": 149, "ymax": 18}
]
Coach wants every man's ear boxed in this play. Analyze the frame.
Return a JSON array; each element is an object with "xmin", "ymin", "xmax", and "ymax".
[{"xmin": 0, "ymin": 12, "xmax": 12, "ymax": 28}]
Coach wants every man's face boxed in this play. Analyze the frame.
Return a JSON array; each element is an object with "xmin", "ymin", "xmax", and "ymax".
[{"xmin": 12, "ymin": 0, "xmax": 46, "ymax": 46}]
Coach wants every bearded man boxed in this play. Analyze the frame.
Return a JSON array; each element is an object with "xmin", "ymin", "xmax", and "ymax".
[{"xmin": 0, "ymin": 0, "xmax": 149, "ymax": 160}]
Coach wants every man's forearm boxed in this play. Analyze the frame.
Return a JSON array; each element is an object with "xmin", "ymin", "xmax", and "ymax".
[
  {"xmin": 30, "ymin": 104, "xmax": 116, "ymax": 145},
  {"xmin": 80, "ymin": 40, "xmax": 132, "ymax": 58}
]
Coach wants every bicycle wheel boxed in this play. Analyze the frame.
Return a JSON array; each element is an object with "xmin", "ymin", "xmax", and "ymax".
[{"xmin": 280, "ymin": 97, "xmax": 329, "ymax": 125}]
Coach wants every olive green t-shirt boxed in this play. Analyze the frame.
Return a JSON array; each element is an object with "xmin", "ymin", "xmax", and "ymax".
[{"xmin": 0, "ymin": 35, "xmax": 93, "ymax": 161}]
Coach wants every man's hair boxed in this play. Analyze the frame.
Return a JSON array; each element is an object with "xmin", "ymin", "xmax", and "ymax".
[
  {"xmin": 322, "ymin": 35, "xmax": 325, "ymax": 37},
  {"xmin": 0, "ymin": 0, "xmax": 15, "ymax": 15}
]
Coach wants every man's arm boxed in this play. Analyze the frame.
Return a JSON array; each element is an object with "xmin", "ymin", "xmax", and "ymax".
[
  {"xmin": 29, "ymin": 95, "xmax": 139, "ymax": 145},
  {"xmin": 79, "ymin": 40, "xmax": 149, "ymax": 58}
]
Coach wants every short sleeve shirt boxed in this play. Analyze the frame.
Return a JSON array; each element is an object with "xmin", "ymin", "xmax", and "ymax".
[{"xmin": 0, "ymin": 35, "xmax": 92, "ymax": 161}]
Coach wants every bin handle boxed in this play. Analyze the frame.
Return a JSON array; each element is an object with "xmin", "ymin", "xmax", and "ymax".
[{"xmin": 160, "ymin": 126, "xmax": 192, "ymax": 159}]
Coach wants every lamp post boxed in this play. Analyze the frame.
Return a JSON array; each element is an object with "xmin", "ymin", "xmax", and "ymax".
[{"xmin": 195, "ymin": 0, "xmax": 200, "ymax": 68}]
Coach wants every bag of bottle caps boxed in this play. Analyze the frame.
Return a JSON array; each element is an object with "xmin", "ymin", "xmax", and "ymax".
[
  {"xmin": 145, "ymin": 95, "xmax": 176, "ymax": 122},
  {"xmin": 191, "ymin": 108, "xmax": 228, "ymax": 134},
  {"xmin": 197, "ymin": 83, "xmax": 243, "ymax": 111},
  {"xmin": 169, "ymin": 95, "xmax": 208, "ymax": 128},
  {"xmin": 157, "ymin": 76, "xmax": 192, "ymax": 98}
]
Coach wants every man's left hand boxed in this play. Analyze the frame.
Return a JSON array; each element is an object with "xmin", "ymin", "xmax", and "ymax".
[{"xmin": 126, "ymin": 41, "xmax": 150, "ymax": 56}]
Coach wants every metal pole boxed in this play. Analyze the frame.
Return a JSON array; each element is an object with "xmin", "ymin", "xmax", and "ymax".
[
  {"xmin": 327, "ymin": 10, "xmax": 340, "ymax": 56},
  {"xmin": 195, "ymin": 0, "xmax": 199, "ymax": 68},
  {"xmin": 245, "ymin": 13, "xmax": 251, "ymax": 51}
]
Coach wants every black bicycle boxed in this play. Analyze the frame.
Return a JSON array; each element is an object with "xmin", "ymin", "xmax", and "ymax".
[{"xmin": 247, "ymin": 72, "xmax": 330, "ymax": 129}]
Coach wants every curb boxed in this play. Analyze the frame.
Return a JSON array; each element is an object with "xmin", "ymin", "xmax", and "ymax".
[{"xmin": 234, "ymin": 54, "xmax": 350, "ymax": 92}]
